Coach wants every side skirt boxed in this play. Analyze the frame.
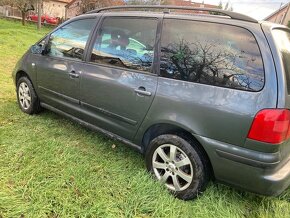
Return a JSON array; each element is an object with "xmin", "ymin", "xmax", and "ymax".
[{"xmin": 40, "ymin": 103, "xmax": 142, "ymax": 153}]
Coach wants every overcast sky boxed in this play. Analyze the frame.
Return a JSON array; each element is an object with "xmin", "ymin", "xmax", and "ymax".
[{"xmin": 195, "ymin": 0, "xmax": 290, "ymax": 20}]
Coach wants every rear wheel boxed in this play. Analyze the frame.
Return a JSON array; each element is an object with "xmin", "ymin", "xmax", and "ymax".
[
  {"xmin": 145, "ymin": 134, "xmax": 209, "ymax": 200},
  {"xmin": 17, "ymin": 76, "xmax": 41, "ymax": 114}
]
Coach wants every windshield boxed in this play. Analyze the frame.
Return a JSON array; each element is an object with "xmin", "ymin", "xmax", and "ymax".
[{"xmin": 273, "ymin": 29, "xmax": 290, "ymax": 93}]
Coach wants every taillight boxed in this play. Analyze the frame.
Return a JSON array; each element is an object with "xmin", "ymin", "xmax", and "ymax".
[{"xmin": 247, "ymin": 109, "xmax": 290, "ymax": 144}]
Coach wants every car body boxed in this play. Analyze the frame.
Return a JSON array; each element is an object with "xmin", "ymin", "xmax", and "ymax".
[
  {"xmin": 13, "ymin": 6, "xmax": 290, "ymax": 200},
  {"xmin": 27, "ymin": 14, "xmax": 59, "ymax": 25}
]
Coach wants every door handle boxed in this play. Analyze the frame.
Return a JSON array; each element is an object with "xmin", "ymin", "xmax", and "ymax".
[
  {"xmin": 134, "ymin": 87, "xmax": 152, "ymax": 96},
  {"xmin": 69, "ymin": 70, "xmax": 79, "ymax": 79}
]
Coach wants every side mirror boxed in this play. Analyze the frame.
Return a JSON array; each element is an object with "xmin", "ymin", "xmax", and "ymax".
[
  {"xmin": 31, "ymin": 40, "xmax": 46, "ymax": 54},
  {"xmin": 44, "ymin": 35, "xmax": 55, "ymax": 54}
]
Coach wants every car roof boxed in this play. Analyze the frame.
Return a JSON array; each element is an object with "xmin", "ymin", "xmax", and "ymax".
[
  {"xmin": 86, "ymin": 5, "xmax": 258, "ymax": 23},
  {"xmin": 68, "ymin": 5, "xmax": 275, "ymax": 31},
  {"xmin": 72, "ymin": 11, "xmax": 259, "ymax": 31}
]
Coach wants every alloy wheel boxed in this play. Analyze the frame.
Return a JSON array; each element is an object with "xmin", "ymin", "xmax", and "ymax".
[
  {"xmin": 152, "ymin": 144, "xmax": 194, "ymax": 191},
  {"xmin": 18, "ymin": 82, "xmax": 31, "ymax": 110}
]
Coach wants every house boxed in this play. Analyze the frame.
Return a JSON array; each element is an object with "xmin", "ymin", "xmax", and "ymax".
[
  {"xmin": 156, "ymin": 1, "xmax": 219, "ymax": 15},
  {"xmin": 0, "ymin": 0, "xmax": 72, "ymax": 20},
  {"xmin": 264, "ymin": 2, "xmax": 290, "ymax": 26},
  {"xmin": 65, "ymin": 0, "xmax": 81, "ymax": 19},
  {"xmin": 42, "ymin": 0, "xmax": 72, "ymax": 18},
  {"xmin": 65, "ymin": 0, "xmax": 218, "ymax": 19},
  {"xmin": 164, "ymin": 0, "xmax": 218, "ymax": 9}
]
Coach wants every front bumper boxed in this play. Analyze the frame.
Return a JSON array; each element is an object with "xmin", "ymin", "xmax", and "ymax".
[{"xmin": 195, "ymin": 135, "xmax": 290, "ymax": 196}]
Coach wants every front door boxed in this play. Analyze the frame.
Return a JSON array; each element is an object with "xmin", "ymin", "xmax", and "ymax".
[
  {"xmin": 80, "ymin": 16, "xmax": 159, "ymax": 140},
  {"xmin": 36, "ymin": 18, "xmax": 96, "ymax": 115}
]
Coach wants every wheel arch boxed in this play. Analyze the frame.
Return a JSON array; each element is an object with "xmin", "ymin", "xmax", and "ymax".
[
  {"xmin": 141, "ymin": 122, "xmax": 215, "ymax": 179},
  {"xmin": 15, "ymin": 70, "xmax": 39, "ymax": 98},
  {"xmin": 15, "ymin": 70, "xmax": 32, "ymax": 85}
]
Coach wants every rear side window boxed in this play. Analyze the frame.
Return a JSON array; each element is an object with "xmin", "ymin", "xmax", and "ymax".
[
  {"xmin": 160, "ymin": 19, "xmax": 264, "ymax": 91},
  {"xmin": 89, "ymin": 17, "xmax": 158, "ymax": 72},
  {"xmin": 47, "ymin": 19, "xmax": 95, "ymax": 61},
  {"xmin": 272, "ymin": 29, "xmax": 290, "ymax": 94}
]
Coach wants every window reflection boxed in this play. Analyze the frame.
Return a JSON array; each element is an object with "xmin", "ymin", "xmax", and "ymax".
[
  {"xmin": 160, "ymin": 19, "xmax": 264, "ymax": 91},
  {"xmin": 90, "ymin": 18, "xmax": 157, "ymax": 72}
]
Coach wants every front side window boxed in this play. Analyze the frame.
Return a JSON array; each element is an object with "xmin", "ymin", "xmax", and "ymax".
[
  {"xmin": 160, "ymin": 19, "xmax": 264, "ymax": 91},
  {"xmin": 89, "ymin": 17, "xmax": 158, "ymax": 72},
  {"xmin": 47, "ymin": 19, "xmax": 95, "ymax": 61}
]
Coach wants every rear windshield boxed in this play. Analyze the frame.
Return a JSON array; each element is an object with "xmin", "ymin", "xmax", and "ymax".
[{"xmin": 272, "ymin": 29, "xmax": 290, "ymax": 93}]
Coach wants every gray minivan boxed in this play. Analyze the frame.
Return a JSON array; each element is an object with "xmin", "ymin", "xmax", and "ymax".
[{"xmin": 12, "ymin": 6, "xmax": 290, "ymax": 200}]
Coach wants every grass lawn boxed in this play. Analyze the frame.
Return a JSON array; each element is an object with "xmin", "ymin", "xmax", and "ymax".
[{"xmin": 0, "ymin": 18, "xmax": 289, "ymax": 218}]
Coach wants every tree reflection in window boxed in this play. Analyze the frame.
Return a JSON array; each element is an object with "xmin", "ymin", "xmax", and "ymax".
[{"xmin": 160, "ymin": 19, "xmax": 264, "ymax": 91}]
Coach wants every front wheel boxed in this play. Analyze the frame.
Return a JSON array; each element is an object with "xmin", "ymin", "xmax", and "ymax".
[
  {"xmin": 17, "ymin": 76, "xmax": 41, "ymax": 114},
  {"xmin": 145, "ymin": 134, "xmax": 209, "ymax": 200}
]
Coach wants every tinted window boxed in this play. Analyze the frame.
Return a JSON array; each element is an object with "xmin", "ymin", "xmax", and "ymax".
[
  {"xmin": 47, "ymin": 19, "xmax": 95, "ymax": 60},
  {"xmin": 90, "ymin": 17, "xmax": 158, "ymax": 72},
  {"xmin": 160, "ymin": 19, "xmax": 264, "ymax": 91},
  {"xmin": 273, "ymin": 29, "xmax": 290, "ymax": 94}
]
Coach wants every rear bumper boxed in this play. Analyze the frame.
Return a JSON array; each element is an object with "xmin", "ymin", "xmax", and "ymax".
[
  {"xmin": 195, "ymin": 135, "xmax": 290, "ymax": 196},
  {"xmin": 263, "ymin": 158, "xmax": 290, "ymax": 195}
]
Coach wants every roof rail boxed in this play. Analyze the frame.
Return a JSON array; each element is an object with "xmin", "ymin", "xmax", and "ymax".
[{"xmin": 86, "ymin": 5, "xmax": 258, "ymax": 23}]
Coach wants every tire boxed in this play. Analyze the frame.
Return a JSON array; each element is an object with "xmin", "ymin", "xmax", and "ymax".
[
  {"xmin": 145, "ymin": 134, "xmax": 209, "ymax": 200},
  {"xmin": 16, "ymin": 76, "xmax": 41, "ymax": 115}
]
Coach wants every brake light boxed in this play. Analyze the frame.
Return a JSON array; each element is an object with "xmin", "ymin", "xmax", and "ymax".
[{"xmin": 247, "ymin": 109, "xmax": 290, "ymax": 144}]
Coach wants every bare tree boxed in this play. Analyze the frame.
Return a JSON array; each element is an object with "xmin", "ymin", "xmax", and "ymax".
[
  {"xmin": 224, "ymin": 0, "xmax": 233, "ymax": 11},
  {"xmin": 218, "ymin": 0, "xmax": 222, "ymax": 9},
  {"xmin": 0, "ymin": 0, "xmax": 8, "ymax": 5},
  {"xmin": 37, "ymin": 0, "xmax": 41, "ymax": 30},
  {"xmin": 160, "ymin": 39, "xmax": 255, "ymax": 90},
  {"xmin": 0, "ymin": 0, "xmax": 36, "ymax": 25}
]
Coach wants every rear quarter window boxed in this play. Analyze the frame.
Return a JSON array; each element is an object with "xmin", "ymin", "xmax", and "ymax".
[
  {"xmin": 160, "ymin": 19, "xmax": 265, "ymax": 91},
  {"xmin": 272, "ymin": 29, "xmax": 290, "ymax": 94}
]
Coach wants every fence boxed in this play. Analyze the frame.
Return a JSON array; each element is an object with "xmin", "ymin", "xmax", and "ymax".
[{"xmin": 0, "ymin": 6, "xmax": 23, "ymax": 18}]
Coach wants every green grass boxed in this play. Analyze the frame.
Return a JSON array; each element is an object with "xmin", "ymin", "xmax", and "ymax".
[{"xmin": 0, "ymin": 18, "xmax": 289, "ymax": 218}]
